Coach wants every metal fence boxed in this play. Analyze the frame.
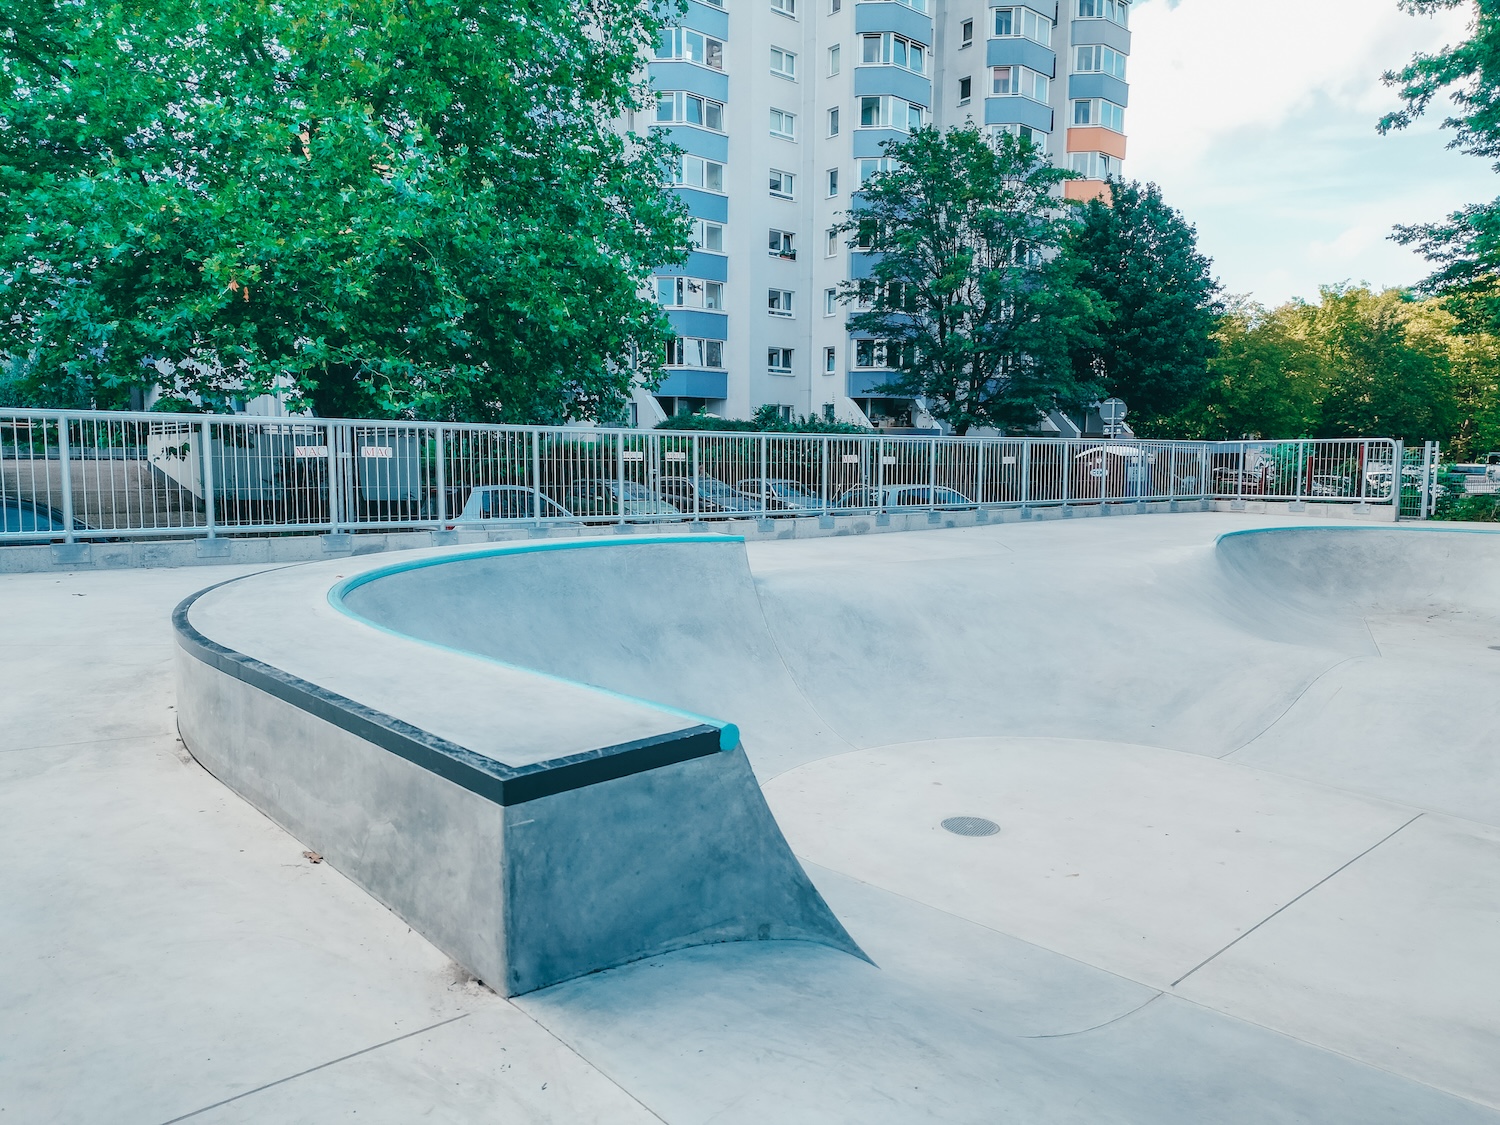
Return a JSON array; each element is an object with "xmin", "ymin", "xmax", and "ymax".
[{"xmin": 0, "ymin": 409, "xmax": 1404, "ymax": 543}]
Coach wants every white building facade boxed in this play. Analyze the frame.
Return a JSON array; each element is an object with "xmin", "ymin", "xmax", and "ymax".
[{"xmin": 642, "ymin": 0, "xmax": 1132, "ymax": 428}]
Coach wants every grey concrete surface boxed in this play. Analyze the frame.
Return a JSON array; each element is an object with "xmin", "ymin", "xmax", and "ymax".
[{"xmin": 3, "ymin": 514, "xmax": 1498, "ymax": 1122}]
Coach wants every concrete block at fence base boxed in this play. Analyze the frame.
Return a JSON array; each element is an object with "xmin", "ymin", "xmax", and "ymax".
[
  {"xmin": 757, "ymin": 519, "xmax": 776, "ymax": 534},
  {"xmin": 1230, "ymin": 499, "xmax": 1247, "ymax": 511},
  {"xmin": 1019, "ymin": 507, "xmax": 1032, "ymax": 519},
  {"xmin": 819, "ymin": 515, "xmax": 835, "ymax": 530},
  {"xmin": 321, "ymin": 533, "xmax": 354, "ymax": 553},
  {"xmin": 429, "ymin": 531, "xmax": 460, "ymax": 547},
  {"xmin": 612, "ymin": 523, "xmax": 635, "ymax": 535},
  {"xmin": 50, "ymin": 543, "xmax": 90, "ymax": 566},
  {"xmin": 195, "ymin": 539, "xmax": 230, "ymax": 558},
  {"xmin": 1288, "ymin": 502, "xmax": 1307, "ymax": 513},
  {"xmin": 875, "ymin": 513, "xmax": 891, "ymax": 527}
]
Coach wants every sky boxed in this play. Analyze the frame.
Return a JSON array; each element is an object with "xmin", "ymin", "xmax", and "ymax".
[{"xmin": 1127, "ymin": 0, "xmax": 1495, "ymax": 307}]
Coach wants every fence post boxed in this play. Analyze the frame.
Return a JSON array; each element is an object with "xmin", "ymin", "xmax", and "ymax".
[
  {"xmin": 200, "ymin": 420, "xmax": 217, "ymax": 538},
  {"xmin": 1061, "ymin": 441, "xmax": 1071, "ymax": 508},
  {"xmin": 434, "ymin": 425, "xmax": 447, "ymax": 526},
  {"xmin": 759, "ymin": 434, "xmax": 768, "ymax": 517},
  {"xmin": 821, "ymin": 436, "xmax": 830, "ymax": 509},
  {"xmin": 692, "ymin": 433, "xmax": 701, "ymax": 519},
  {"xmin": 327, "ymin": 422, "xmax": 342, "ymax": 533},
  {"xmin": 530, "ymin": 429, "xmax": 542, "ymax": 520},
  {"xmin": 975, "ymin": 439, "xmax": 986, "ymax": 505},
  {"xmin": 616, "ymin": 430, "xmax": 626, "ymax": 525},
  {"xmin": 928, "ymin": 437, "xmax": 937, "ymax": 508},
  {"xmin": 56, "ymin": 414, "xmax": 76, "ymax": 544},
  {"xmin": 1020, "ymin": 441, "xmax": 1030, "ymax": 507}
]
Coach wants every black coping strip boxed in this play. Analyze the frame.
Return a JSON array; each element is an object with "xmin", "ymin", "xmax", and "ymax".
[{"xmin": 171, "ymin": 584, "xmax": 722, "ymax": 807}]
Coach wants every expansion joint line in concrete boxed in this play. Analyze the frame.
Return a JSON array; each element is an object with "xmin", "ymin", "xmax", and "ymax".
[
  {"xmin": 1218, "ymin": 655, "xmax": 1359, "ymax": 760},
  {"xmin": 155, "ymin": 1013, "xmax": 470, "ymax": 1124},
  {"xmin": 1169, "ymin": 813, "xmax": 1424, "ymax": 989}
]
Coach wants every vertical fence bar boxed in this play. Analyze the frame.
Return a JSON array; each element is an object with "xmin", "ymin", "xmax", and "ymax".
[
  {"xmin": 434, "ymin": 425, "xmax": 447, "ymax": 526},
  {"xmin": 200, "ymin": 419, "xmax": 217, "ymax": 537},
  {"xmin": 692, "ymin": 433, "xmax": 701, "ymax": 519},
  {"xmin": 327, "ymin": 422, "xmax": 342, "ymax": 533},
  {"xmin": 759, "ymin": 435, "xmax": 768, "ymax": 518},
  {"xmin": 57, "ymin": 414, "xmax": 75, "ymax": 543},
  {"xmin": 1020, "ymin": 441, "xmax": 1031, "ymax": 507},
  {"xmin": 530, "ymin": 430, "xmax": 541, "ymax": 520}
]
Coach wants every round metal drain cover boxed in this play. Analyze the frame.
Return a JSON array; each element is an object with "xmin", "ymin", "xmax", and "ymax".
[{"xmin": 941, "ymin": 816, "xmax": 1000, "ymax": 837}]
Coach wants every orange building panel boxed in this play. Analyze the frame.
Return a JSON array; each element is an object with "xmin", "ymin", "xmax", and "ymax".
[
  {"xmin": 1064, "ymin": 180, "xmax": 1112, "ymax": 204},
  {"xmin": 1066, "ymin": 127, "xmax": 1128, "ymax": 160}
]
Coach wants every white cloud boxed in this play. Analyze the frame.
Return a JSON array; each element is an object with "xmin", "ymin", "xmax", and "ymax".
[{"xmin": 1124, "ymin": 0, "xmax": 1494, "ymax": 304}]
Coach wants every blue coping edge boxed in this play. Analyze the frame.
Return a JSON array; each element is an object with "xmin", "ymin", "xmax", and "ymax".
[
  {"xmin": 1216, "ymin": 523, "xmax": 1500, "ymax": 546},
  {"xmin": 327, "ymin": 536, "xmax": 743, "ymax": 753}
]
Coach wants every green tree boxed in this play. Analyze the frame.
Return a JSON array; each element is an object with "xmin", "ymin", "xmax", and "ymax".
[
  {"xmin": 1380, "ymin": 1, "xmax": 1500, "ymax": 320},
  {"xmin": 1065, "ymin": 180, "xmax": 1223, "ymax": 432},
  {"xmin": 836, "ymin": 126, "xmax": 1107, "ymax": 435},
  {"xmin": 0, "ymin": 0, "xmax": 689, "ymax": 421}
]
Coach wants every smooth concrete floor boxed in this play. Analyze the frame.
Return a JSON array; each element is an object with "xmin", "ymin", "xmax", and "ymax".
[{"xmin": 3, "ymin": 515, "xmax": 1499, "ymax": 1123}]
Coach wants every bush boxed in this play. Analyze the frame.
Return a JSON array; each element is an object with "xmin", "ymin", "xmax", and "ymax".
[{"xmin": 657, "ymin": 405, "xmax": 870, "ymax": 434}]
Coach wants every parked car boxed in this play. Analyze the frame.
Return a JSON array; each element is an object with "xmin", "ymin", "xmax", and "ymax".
[
  {"xmin": 564, "ymin": 480, "xmax": 680, "ymax": 518},
  {"xmin": 834, "ymin": 485, "xmax": 974, "ymax": 509},
  {"xmin": 1, "ymin": 499, "xmax": 86, "ymax": 541},
  {"xmin": 1308, "ymin": 475, "xmax": 1354, "ymax": 497},
  {"xmin": 734, "ymin": 477, "xmax": 824, "ymax": 512},
  {"xmin": 1486, "ymin": 452, "xmax": 1500, "ymax": 483},
  {"xmin": 449, "ymin": 485, "xmax": 570, "ymax": 526},
  {"xmin": 656, "ymin": 475, "xmax": 760, "ymax": 515}
]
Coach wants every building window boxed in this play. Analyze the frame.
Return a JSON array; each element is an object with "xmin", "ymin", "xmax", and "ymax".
[
  {"xmin": 857, "ymin": 156, "xmax": 897, "ymax": 186},
  {"xmin": 858, "ymin": 95, "xmax": 924, "ymax": 132},
  {"xmin": 828, "ymin": 44, "xmax": 840, "ymax": 75},
  {"xmin": 768, "ymin": 289, "xmax": 795, "ymax": 317},
  {"xmin": 860, "ymin": 33, "xmax": 926, "ymax": 75},
  {"xmin": 771, "ymin": 0, "xmax": 796, "ymax": 16},
  {"xmin": 993, "ymin": 66, "xmax": 1050, "ymax": 104},
  {"xmin": 959, "ymin": 76, "xmax": 972, "ymax": 103},
  {"xmin": 961, "ymin": 19, "xmax": 973, "ymax": 46},
  {"xmin": 830, "ymin": 0, "xmax": 840, "ymax": 11},
  {"xmin": 677, "ymin": 154, "xmax": 726, "ymax": 192},
  {"xmin": 655, "ymin": 28, "xmax": 725, "ymax": 70},
  {"xmin": 824, "ymin": 346, "xmax": 837, "ymax": 373},
  {"xmin": 824, "ymin": 288, "xmax": 838, "ymax": 316},
  {"xmin": 827, "ymin": 168, "xmax": 839, "ymax": 195},
  {"xmin": 770, "ymin": 108, "xmax": 797, "ymax": 139},
  {"xmin": 655, "ymin": 92, "xmax": 726, "ymax": 132},
  {"xmin": 826, "ymin": 228, "xmax": 839, "ymax": 257},
  {"xmin": 657, "ymin": 277, "xmax": 724, "ymax": 310},
  {"xmin": 1078, "ymin": 0, "xmax": 1130, "ymax": 28},
  {"xmin": 769, "ymin": 229, "xmax": 796, "ymax": 258},
  {"xmin": 1073, "ymin": 98, "xmax": 1125, "ymax": 132},
  {"xmin": 992, "ymin": 123, "xmax": 1050, "ymax": 154},
  {"xmin": 1075, "ymin": 44, "xmax": 1127, "ymax": 79},
  {"xmin": 768, "ymin": 348, "xmax": 794, "ymax": 374},
  {"xmin": 692, "ymin": 218, "xmax": 726, "ymax": 253},
  {"xmin": 993, "ymin": 7, "xmax": 1053, "ymax": 47},
  {"xmin": 769, "ymin": 168, "xmax": 796, "ymax": 197},
  {"xmin": 828, "ymin": 106, "xmax": 840, "ymax": 136},
  {"xmin": 771, "ymin": 46, "xmax": 797, "ymax": 79},
  {"xmin": 1070, "ymin": 150, "xmax": 1120, "ymax": 180},
  {"xmin": 666, "ymin": 337, "xmax": 726, "ymax": 368},
  {"xmin": 854, "ymin": 339, "xmax": 906, "ymax": 368}
]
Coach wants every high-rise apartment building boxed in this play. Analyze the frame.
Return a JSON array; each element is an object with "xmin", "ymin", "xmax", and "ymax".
[{"xmin": 640, "ymin": 0, "xmax": 1131, "ymax": 428}]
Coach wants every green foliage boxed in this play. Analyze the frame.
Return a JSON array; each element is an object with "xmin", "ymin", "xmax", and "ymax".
[
  {"xmin": 835, "ymin": 126, "xmax": 1107, "ymax": 435},
  {"xmin": 0, "ymin": 0, "xmax": 690, "ymax": 422},
  {"xmin": 1065, "ymin": 180, "xmax": 1223, "ymax": 430},
  {"xmin": 1165, "ymin": 287, "xmax": 1488, "ymax": 447},
  {"xmin": 1433, "ymin": 466, "xmax": 1500, "ymax": 521},
  {"xmin": 657, "ymin": 405, "xmax": 870, "ymax": 433},
  {"xmin": 1380, "ymin": 1, "xmax": 1500, "ymax": 321}
]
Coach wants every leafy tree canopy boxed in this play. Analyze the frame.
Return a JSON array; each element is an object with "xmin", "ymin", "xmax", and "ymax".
[
  {"xmin": 656, "ymin": 405, "xmax": 870, "ymax": 433},
  {"xmin": 836, "ymin": 126, "xmax": 1107, "ymax": 435},
  {"xmin": 0, "ymin": 0, "xmax": 690, "ymax": 421},
  {"xmin": 1065, "ymin": 179, "xmax": 1222, "ymax": 429},
  {"xmin": 1380, "ymin": 0, "xmax": 1500, "ymax": 323}
]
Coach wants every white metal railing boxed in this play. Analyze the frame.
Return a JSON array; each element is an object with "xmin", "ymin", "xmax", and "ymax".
[{"xmin": 0, "ymin": 409, "xmax": 1403, "ymax": 543}]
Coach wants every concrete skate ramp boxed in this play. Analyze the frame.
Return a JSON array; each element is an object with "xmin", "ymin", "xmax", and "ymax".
[
  {"xmin": 174, "ymin": 537, "xmax": 860, "ymax": 997},
  {"xmin": 344, "ymin": 523, "xmax": 1500, "ymax": 777}
]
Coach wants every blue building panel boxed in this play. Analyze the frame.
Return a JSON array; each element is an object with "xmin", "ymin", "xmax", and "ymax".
[
  {"xmin": 648, "ymin": 62, "xmax": 730, "ymax": 102},
  {"xmin": 682, "ymin": 0, "xmax": 730, "ymax": 38},
  {"xmin": 1010, "ymin": 0, "xmax": 1060, "ymax": 18},
  {"xmin": 667, "ymin": 310, "xmax": 729, "ymax": 339},
  {"xmin": 853, "ymin": 2, "xmax": 934, "ymax": 43},
  {"xmin": 983, "ymin": 96, "xmax": 1054, "ymax": 132},
  {"xmin": 847, "ymin": 370, "xmax": 903, "ymax": 397},
  {"xmin": 682, "ymin": 251, "xmax": 729, "ymax": 282},
  {"xmin": 852, "ymin": 65, "xmax": 934, "ymax": 106},
  {"xmin": 672, "ymin": 188, "xmax": 729, "ymax": 223},
  {"xmin": 849, "ymin": 251, "xmax": 880, "ymax": 280},
  {"xmin": 1068, "ymin": 72, "xmax": 1129, "ymax": 106},
  {"xmin": 853, "ymin": 127, "xmax": 910, "ymax": 158},
  {"xmin": 1069, "ymin": 18, "xmax": 1130, "ymax": 53},
  {"xmin": 654, "ymin": 125, "xmax": 729, "ymax": 163},
  {"xmin": 985, "ymin": 36, "xmax": 1056, "ymax": 77},
  {"xmin": 654, "ymin": 369, "xmax": 729, "ymax": 399}
]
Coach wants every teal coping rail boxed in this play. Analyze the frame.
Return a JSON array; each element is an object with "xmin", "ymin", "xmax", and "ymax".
[
  {"xmin": 328, "ymin": 535, "xmax": 743, "ymax": 752},
  {"xmin": 1216, "ymin": 523, "xmax": 1500, "ymax": 546}
]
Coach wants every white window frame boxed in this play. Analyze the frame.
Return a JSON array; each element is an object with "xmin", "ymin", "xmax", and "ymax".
[
  {"xmin": 828, "ymin": 106, "xmax": 840, "ymax": 136},
  {"xmin": 769, "ymin": 168, "xmax": 796, "ymax": 198},
  {"xmin": 860, "ymin": 32, "xmax": 927, "ymax": 75},
  {"xmin": 656, "ymin": 28, "xmax": 726, "ymax": 70},
  {"xmin": 1069, "ymin": 150, "xmax": 1120, "ymax": 180},
  {"xmin": 771, "ymin": 0, "xmax": 796, "ymax": 17},
  {"xmin": 768, "ymin": 289, "xmax": 795, "ymax": 317},
  {"xmin": 960, "ymin": 19, "xmax": 973, "ymax": 46},
  {"xmin": 770, "ymin": 46, "xmax": 797, "ymax": 79},
  {"xmin": 824, "ymin": 346, "xmax": 837, "ymax": 373},
  {"xmin": 824, "ymin": 288, "xmax": 838, "ymax": 316},
  {"xmin": 1072, "ymin": 97, "xmax": 1125, "ymax": 132},
  {"xmin": 654, "ymin": 91, "xmax": 727, "ymax": 132},
  {"xmin": 677, "ymin": 154, "xmax": 726, "ymax": 192},
  {"xmin": 827, "ymin": 167, "xmax": 839, "ymax": 196},
  {"xmin": 768, "ymin": 229, "xmax": 796, "ymax": 258},
  {"xmin": 1078, "ymin": 0, "xmax": 1130, "ymax": 28},
  {"xmin": 658, "ymin": 277, "xmax": 725, "ymax": 310},
  {"xmin": 992, "ymin": 65, "xmax": 1050, "ymax": 104},
  {"xmin": 767, "ymin": 348, "xmax": 795, "ymax": 374},
  {"xmin": 769, "ymin": 107, "xmax": 797, "ymax": 139},
  {"xmin": 1075, "ymin": 44, "xmax": 1127, "ymax": 80},
  {"xmin": 993, "ymin": 7, "xmax": 1053, "ymax": 47},
  {"xmin": 692, "ymin": 218, "xmax": 727, "ymax": 254},
  {"xmin": 856, "ymin": 156, "xmax": 898, "ymax": 187},
  {"xmin": 666, "ymin": 337, "xmax": 726, "ymax": 368},
  {"xmin": 958, "ymin": 75, "xmax": 972, "ymax": 104},
  {"xmin": 857, "ymin": 95, "xmax": 925, "ymax": 133},
  {"xmin": 826, "ymin": 228, "xmax": 839, "ymax": 257},
  {"xmin": 828, "ymin": 44, "xmax": 841, "ymax": 75}
]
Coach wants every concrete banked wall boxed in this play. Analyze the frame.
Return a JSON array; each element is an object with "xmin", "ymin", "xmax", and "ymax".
[{"xmin": 174, "ymin": 536, "xmax": 861, "ymax": 997}]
